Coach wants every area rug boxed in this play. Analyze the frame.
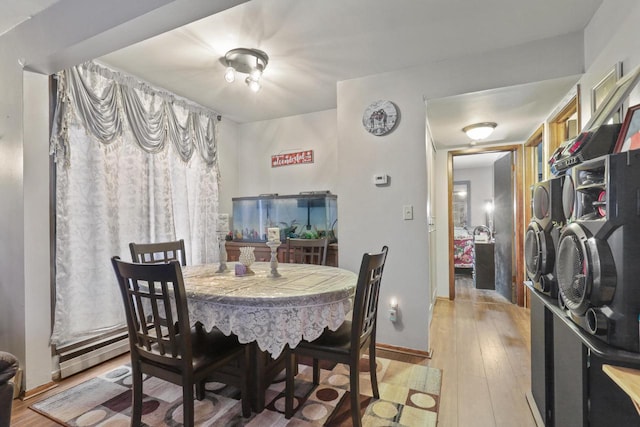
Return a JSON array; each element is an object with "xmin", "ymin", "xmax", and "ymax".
[{"xmin": 31, "ymin": 357, "xmax": 441, "ymax": 426}]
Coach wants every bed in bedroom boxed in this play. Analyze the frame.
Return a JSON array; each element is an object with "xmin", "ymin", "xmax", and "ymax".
[{"xmin": 454, "ymin": 227, "xmax": 474, "ymax": 270}]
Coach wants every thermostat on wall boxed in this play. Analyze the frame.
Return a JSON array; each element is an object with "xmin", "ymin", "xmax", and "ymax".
[{"xmin": 373, "ymin": 174, "xmax": 389, "ymax": 186}]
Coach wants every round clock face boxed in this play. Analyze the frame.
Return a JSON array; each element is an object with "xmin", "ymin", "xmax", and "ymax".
[{"xmin": 362, "ymin": 100, "xmax": 398, "ymax": 136}]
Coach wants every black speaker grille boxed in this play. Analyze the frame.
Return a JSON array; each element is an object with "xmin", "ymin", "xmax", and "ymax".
[
  {"xmin": 557, "ymin": 233, "xmax": 587, "ymax": 312},
  {"xmin": 525, "ymin": 227, "xmax": 540, "ymax": 278},
  {"xmin": 533, "ymin": 186, "xmax": 550, "ymax": 220},
  {"xmin": 562, "ymin": 175, "xmax": 575, "ymax": 220}
]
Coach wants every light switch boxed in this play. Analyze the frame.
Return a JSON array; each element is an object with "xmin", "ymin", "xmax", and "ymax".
[
  {"xmin": 373, "ymin": 174, "xmax": 389, "ymax": 186},
  {"xmin": 403, "ymin": 205, "xmax": 413, "ymax": 220}
]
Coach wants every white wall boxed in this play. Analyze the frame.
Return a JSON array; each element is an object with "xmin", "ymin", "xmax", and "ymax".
[
  {"xmin": 581, "ymin": 0, "xmax": 640, "ymax": 121},
  {"xmin": 217, "ymin": 119, "xmax": 240, "ymax": 218},
  {"xmin": 0, "ymin": 29, "xmax": 28, "ymax": 378},
  {"xmin": 454, "ymin": 166, "xmax": 494, "ymax": 228},
  {"xmin": 337, "ymin": 74, "xmax": 431, "ymax": 352},
  {"xmin": 236, "ymin": 109, "xmax": 338, "ymax": 196},
  {"xmin": 23, "ymin": 72, "xmax": 53, "ymax": 389},
  {"xmin": 583, "ymin": 0, "xmax": 639, "ymax": 72}
]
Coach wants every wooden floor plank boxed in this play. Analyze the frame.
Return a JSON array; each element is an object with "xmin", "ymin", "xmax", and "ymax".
[
  {"xmin": 429, "ymin": 297, "xmax": 459, "ymax": 426},
  {"xmin": 432, "ymin": 273, "xmax": 536, "ymax": 427},
  {"xmin": 475, "ymin": 298, "xmax": 536, "ymax": 427}
]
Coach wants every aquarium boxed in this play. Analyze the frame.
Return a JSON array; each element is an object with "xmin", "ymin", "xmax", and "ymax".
[{"xmin": 232, "ymin": 192, "xmax": 337, "ymax": 242}]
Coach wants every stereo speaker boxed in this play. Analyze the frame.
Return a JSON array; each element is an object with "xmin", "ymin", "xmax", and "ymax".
[
  {"xmin": 525, "ymin": 176, "xmax": 567, "ymax": 297},
  {"xmin": 556, "ymin": 150, "xmax": 640, "ymax": 353}
]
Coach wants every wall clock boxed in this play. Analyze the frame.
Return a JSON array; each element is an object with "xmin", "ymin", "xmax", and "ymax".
[{"xmin": 362, "ymin": 100, "xmax": 399, "ymax": 136}]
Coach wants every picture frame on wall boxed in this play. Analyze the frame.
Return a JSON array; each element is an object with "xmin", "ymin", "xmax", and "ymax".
[
  {"xmin": 614, "ymin": 104, "xmax": 640, "ymax": 152},
  {"xmin": 452, "ymin": 181, "xmax": 470, "ymax": 227},
  {"xmin": 591, "ymin": 62, "xmax": 623, "ymax": 123}
]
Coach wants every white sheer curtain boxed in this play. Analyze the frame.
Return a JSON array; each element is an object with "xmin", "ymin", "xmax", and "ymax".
[{"xmin": 49, "ymin": 62, "xmax": 220, "ymax": 346}]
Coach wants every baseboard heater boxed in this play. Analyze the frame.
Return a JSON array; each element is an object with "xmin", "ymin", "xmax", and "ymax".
[{"xmin": 55, "ymin": 329, "xmax": 129, "ymax": 379}]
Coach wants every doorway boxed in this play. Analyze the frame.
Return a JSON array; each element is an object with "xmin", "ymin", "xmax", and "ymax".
[{"xmin": 447, "ymin": 145, "xmax": 525, "ymax": 305}]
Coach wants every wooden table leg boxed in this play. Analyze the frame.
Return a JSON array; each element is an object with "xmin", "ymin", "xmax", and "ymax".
[
  {"xmin": 251, "ymin": 343, "xmax": 267, "ymax": 412},
  {"xmin": 249, "ymin": 343, "xmax": 288, "ymax": 413}
]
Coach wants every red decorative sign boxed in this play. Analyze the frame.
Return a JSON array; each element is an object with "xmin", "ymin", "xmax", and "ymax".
[{"xmin": 271, "ymin": 150, "xmax": 314, "ymax": 168}]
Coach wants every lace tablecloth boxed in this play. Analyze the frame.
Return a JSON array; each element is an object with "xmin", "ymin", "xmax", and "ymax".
[{"xmin": 182, "ymin": 262, "xmax": 357, "ymax": 358}]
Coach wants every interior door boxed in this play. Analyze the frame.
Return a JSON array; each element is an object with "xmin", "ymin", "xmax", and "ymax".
[{"xmin": 493, "ymin": 152, "xmax": 514, "ymax": 302}]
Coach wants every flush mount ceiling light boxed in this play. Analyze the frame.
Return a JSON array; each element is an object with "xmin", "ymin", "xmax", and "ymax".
[
  {"xmin": 462, "ymin": 122, "xmax": 497, "ymax": 141},
  {"xmin": 223, "ymin": 48, "xmax": 269, "ymax": 93}
]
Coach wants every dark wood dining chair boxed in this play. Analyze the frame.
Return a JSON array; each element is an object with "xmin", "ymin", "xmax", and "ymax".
[
  {"xmin": 284, "ymin": 246, "xmax": 389, "ymax": 426},
  {"xmin": 129, "ymin": 239, "xmax": 189, "ymax": 333},
  {"xmin": 286, "ymin": 237, "xmax": 329, "ymax": 265},
  {"xmin": 129, "ymin": 239, "xmax": 187, "ymax": 266},
  {"xmin": 111, "ymin": 257, "xmax": 251, "ymax": 426}
]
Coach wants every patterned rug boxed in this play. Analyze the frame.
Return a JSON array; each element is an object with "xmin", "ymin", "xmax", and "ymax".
[{"xmin": 31, "ymin": 356, "xmax": 441, "ymax": 426}]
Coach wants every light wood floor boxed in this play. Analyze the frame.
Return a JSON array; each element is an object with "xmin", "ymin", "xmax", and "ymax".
[
  {"xmin": 430, "ymin": 273, "xmax": 536, "ymax": 427},
  {"xmin": 11, "ymin": 273, "xmax": 535, "ymax": 426}
]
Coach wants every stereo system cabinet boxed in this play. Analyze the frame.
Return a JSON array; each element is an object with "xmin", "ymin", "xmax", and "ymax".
[{"xmin": 527, "ymin": 283, "xmax": 640, "ymax": 426}]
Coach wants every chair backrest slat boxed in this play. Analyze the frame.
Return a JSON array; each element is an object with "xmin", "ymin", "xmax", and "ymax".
[
  {"xmin": 351, "ymin": 246, "xmax": 388, "ymax": 350},
  {"xmin": 112, "ymin": 257, "xmax": 192, "ymax": 366},
  {"xmin": 286, "ymin": 238, "xmax": 329, "ymax": 265},
  {"xmin": 129, "ymin": 239, "xmax": 187, "ymax": 266}
]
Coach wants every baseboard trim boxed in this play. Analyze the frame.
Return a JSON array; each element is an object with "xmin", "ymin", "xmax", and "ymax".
[
  {"xmin": 525, "ymin": 390, "xmax": 545, "ymax": 427},
  {"xmin": 11, "ymin": 368, "xmax": 23, "ymax": 399},
  {"xmin": 376, "ymin": 343, "xmax": 431, "ymax": 358},
  {"xmin": 22, "ymin": 381, "xmax": 58, "ymax": 401}
]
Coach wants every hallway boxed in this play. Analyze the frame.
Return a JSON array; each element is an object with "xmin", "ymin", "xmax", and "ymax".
[{"xmin": 430, "ymin": 274, "xmax": 536, "ymax": 426}]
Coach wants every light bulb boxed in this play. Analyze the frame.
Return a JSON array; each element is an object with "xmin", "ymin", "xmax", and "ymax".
[
  {"xmin": 485, "ymin": 201, "xmax": 494, "ymax": 213},
  {"xmin": 462, "ymin": 122, "xmax": 497, "ymax": 141},
  {"xmin": 466, "ymin": 127, "xmax": 493, "ymax": 140},
  {"xmin": 249, "ymin": 65, "xmax": 263, "ymax": 80},
  {"xmin": 224, "ymin": 66, "xmax": 236, "ymax": 83},
  {"xmin": 246, "ymin": 76, "xmax": 261, "ymax": 93}
]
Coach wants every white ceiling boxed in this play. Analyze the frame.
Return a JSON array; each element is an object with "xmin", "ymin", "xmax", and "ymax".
[
  {"xmin": 5, "ymin": 0, "xmax": 603, "ymax": 150},
  {"xmin": 453, "ymin": 152, "xmax": 507, "ymax": 170},
  {"xmin": 0, "ymin": 0, "xmax": 60, "ymax": 36}
]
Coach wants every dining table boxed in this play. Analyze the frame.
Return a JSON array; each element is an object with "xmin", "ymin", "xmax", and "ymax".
[{"xmin": 181, "ymin": 261, "xmax": 358, "ymax": 411}]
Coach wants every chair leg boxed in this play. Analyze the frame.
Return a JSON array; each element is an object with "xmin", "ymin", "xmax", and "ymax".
[
  {"xmin": 312, "ymin": 358, "xmax": 320, "ymax": 385},
  {"xmin": 285, "ymin": 349, "xmax": 296, "ymax": 419},
  {"xmin": 131, "ymin": 366, "xmax": 144, "ymax": 426},
  {"xmin": 350, "ymin": 363, "xmax": 362, "ymax": 427},
  {"xmin": 369, "ymin": 341, "xmax": 380, "ymax": 399},
  {"xmin": 183, "ymin": 382, "xmax": 195, "ymax": 427},
  {"xmin": 196, "ymin": 380, "xmax": 206, "ymax": 400}
]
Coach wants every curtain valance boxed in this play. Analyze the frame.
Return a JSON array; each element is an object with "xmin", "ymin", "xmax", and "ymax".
[{"xmin": 50, "ymin": 61, "xmax": 219, "ymax": 166}]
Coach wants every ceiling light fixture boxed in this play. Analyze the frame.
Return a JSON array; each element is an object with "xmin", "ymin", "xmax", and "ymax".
[
  {"xmin": 223, "ymin": 48, "xmax": 269, "ymax": 93},
  {"xmin": 462, "ymin": 122, "xmax": 497, "ymax": 141}
]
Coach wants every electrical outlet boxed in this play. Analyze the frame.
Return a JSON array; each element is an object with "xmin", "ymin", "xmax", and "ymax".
[
  {"xmin": 389, "ymin": 308, "xmax": 397, "ymax": 322},
  {"xmin": 403, "ymin": 205, "xmax": 413, "ymax": 220}
]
